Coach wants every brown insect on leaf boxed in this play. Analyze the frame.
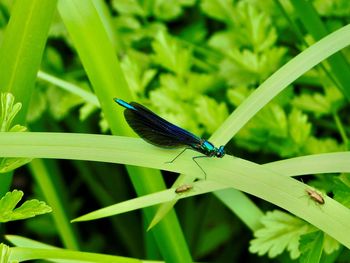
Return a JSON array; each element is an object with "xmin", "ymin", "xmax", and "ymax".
[
  {"xmin": 175, "ymin": 184, "xmax": 193, "ymax": 194},
  {"xmin": 305, "ymin": 189, "xmax": 325, "ymax": 205}
]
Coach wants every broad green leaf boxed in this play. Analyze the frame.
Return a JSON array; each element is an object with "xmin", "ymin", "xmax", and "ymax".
[
  {"xmin": 207, "ymin": 2, "xmax": 280, "ymax": 53},
  {"xmin": 153, "ymin": 0, "xmax": 196, "ymax": 20},
  {"xmin": 324, "ymin": 85, "xmax": 345, "ymax": 112},
  {"xmin": 333, "ymin": 173, "xmax": 350, "ymax": 208},
  {"xmin": 112, "ymin": 0, "xmax": 145, "ymax": 17},
  {"xmin": 194, "ymin": 96, "xmax": 229, "ymax": 134},
  {"xmin": 186, "ymin": 73, "xmax": 221, "ymax": 94},
  {"xmin": 0, "ymin": 157, "xmax": 31, "ymax": 174},
  {"xmin": 219, "ymin": 50, "xmax": 261, "ymax": 86},
  {"xmin": 208, "ymin": 30, "xmax": 237, "ymax": 53},
  {"xmin": 0, "ymin": 243, "xmax": 11, "ymax": 263},
  {"xmin": 234, "ymin": 2, "xmax": 277, "ymax": 52},
  {"xmin": 249, "ymin": 210, "xmax": 313, "ymax": 259},
  {"xmin": 6, "ymin": 235, "xmax": 160, "ymax": 262},
  {"xmin": 234, "ymin": 103, "xmax": 288, "ymax": 153},
  {"xmin": 292, "ymin": 82, "xmax": 344, "ymax": 117},
  {"xmin": 46, "ymin": 86, "xmax": 83, "ymax": 120},
  {"xmin": 152, "ymin": 31, "xmax": 192, "ymax": 77},
  {"xmin": 120, "ymin": 52, "xmax": 157, "ymax": 96},
  {"xmin": 299, "ymin": 231, "xmax": 324, "ymax": 263},
  {"xmin": 304, "ymin": 136, "xmax": 343, "ymax": 155},
  {"xmin": 0, "ymin": 93, "xmax": 23, "ymax": 132},
  {"xmin": 0, "ymin": 190, "xmax": 52, "ymax": 222},
  {"xmin": 200, "ymin": 0, "xmax": 235, "ymax": 24},
  {"xmin": 219, "ymin": 47, "xmax": 286, "ymax": 86},
  {"xmin": 288, "ymin": 109, "xmax": 311, "ymax": 151},
  {"xmin": 153, "ymin": 1, "xmax": 182, "ymax": 20},
  {"xmin": 323, "ymin": 232, "xmax": 340, "ymax": 254},
  {"xmin": 292, "ymin": 93, "xmax": 331, "ymax": 116},
  {"xmin": 313, "ymin": 0, "xmax": 350, "ymax": 17}
]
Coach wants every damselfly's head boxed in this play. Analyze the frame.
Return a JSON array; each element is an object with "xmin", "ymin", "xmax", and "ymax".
[
  {"xmin": 201, "ymin": 141, "xmax": 225, "ymax": 158},
  {"xmin": 215, "ymin": 146, "xmax": 225, "ymax": 158}
]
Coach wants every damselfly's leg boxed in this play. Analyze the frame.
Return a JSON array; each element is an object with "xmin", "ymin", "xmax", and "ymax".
[
  {"xmin": 166, "ymin": 149, "xmax": 208, "ymax": 179},
  {"xmin": 192, "ymin": 155, "xmax": 208, "ymax": 180},
  {"xmin": 165, "ymin": 147, "xmax": 192, "ymax": 164}
]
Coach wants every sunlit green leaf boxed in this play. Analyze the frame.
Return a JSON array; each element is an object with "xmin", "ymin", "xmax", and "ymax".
[
  {"xmin": 299, "ymin": 231, "xmax": 323, "ymax": 263},
  {"xmin": 323, "ymin": 232, "xmax": 340, "ymax": 254},
  {"xmin": 292, "ymin": 92, "xmax": 331, "ymax": 116},
  {"xmin": 194, "ymin": 96, "xmax": 229, "ymax": 134},
  {"xmin": 288, "ymin": 109, "xmax": 311, "ymax": 147},
  {"xmin": 313, "ymin": 0, "xmax": 350, "ymax": 17},
  {"xmin": 152, "ymin": 31, "xmax": 192, "ymax": 77},
  {"xmin": 112, "ymin": 0, "xmax": 145, "ymax": 17},
  {"xmin": 304, "ymin": 136, "xmax": 343, "ymax": 154},
  {"xmin": 333, "ymin": 173, "xmax": 350, "ymax": 208},
  {"xmin": 0, "ymin": 243, "xmax": 11, "ymax": 263},
  {"xmin": 0, "ymin": 190, "xmax": 52, "ymax": 222},
  {"xmin": 200, "ymin": 0, "xmax": 235, "ymax": 24},
  {"xmin": 249, "ymin": 210, "xmax": 313, "ymax": 259}
]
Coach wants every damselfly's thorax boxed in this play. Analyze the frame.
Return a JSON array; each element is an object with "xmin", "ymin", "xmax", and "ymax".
[{"xmin": 195, "ymin": 140, "xmax": 225, "ymax": 158}]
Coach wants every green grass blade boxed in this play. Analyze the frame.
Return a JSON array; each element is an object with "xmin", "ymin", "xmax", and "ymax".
[
  {"xmin": 0, "ymin": 0, "xmax": 56, "ymax": 122},
  {"xmin": 1, "ymin": 133, "xmax": 350, "ymax": 248},
  {"xmin": 6, "ymin": 235, "xmax": 163, "ymax": 263},
  {"xmin": 71, "ymin": 180, "xmax": 226, "ymax": 222},
  {"xmin": 0, "ymin": 132, "xmax": 349, "ymax": 178},
  {"xmin": 37, "ymin": 71, "xmax": 100, "ymax": 106},
  {"xmin": 74, "ymin": 181, "xmax": 265, "ymax": 232},
  {"xmin": 6, "ymin": 235, "xmax": 56, "ymax": 248},
  {"xmin": 0, "ymin": 132, "xmax": 197, "ymax": 175},
  {"xmin": 263, "ymin": 152, "xmax": 350, "ymax": 176},
  {"xmin": 9, "ymin": 247, "xmax": 156, "ymax": 263}
]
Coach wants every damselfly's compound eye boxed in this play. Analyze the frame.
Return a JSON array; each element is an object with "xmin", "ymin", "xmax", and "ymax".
[{"xmin": 216, "ymin": 146, "xmax": 225, "ymax": 158}]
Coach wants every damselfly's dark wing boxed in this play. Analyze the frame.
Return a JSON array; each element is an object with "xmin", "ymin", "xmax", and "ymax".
[{"xmin": 123, "ymin": 102, "xmax": 200, "ymax": 148}]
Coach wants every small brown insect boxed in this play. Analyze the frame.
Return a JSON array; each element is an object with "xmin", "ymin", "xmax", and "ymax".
[
  {"xmin": 305, "ymin": 189, "xmax": 325, "ymax": 204},
  {"xmin": 175, "ymin": 184, "xmax": 193, "ymax": 194}
]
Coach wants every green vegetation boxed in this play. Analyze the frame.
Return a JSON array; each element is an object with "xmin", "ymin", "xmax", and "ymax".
[{"xmin": 0, "ymin": 0, "xmax": 350, "ymax": 262}]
